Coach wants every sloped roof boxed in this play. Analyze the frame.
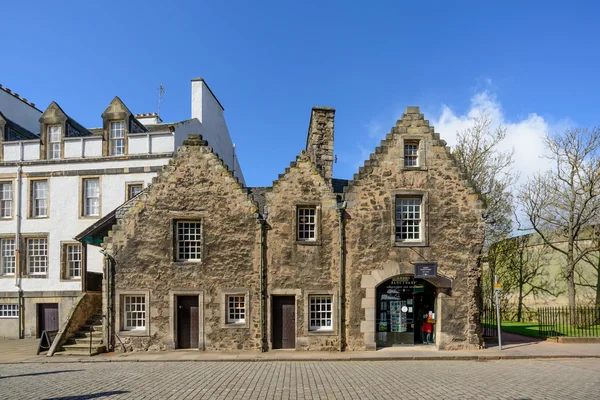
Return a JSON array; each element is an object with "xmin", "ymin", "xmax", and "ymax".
[{"xmin": 0, "ymin": 111, "xmax": 38, "ymax": 141}]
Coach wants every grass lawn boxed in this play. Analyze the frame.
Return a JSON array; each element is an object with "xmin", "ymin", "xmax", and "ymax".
[{"xmin": 483, "ymin": 321, "xmax": 600, "ymax": 338}]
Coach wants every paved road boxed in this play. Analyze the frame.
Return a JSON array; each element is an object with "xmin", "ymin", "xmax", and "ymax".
[{"xmin": 1, "ymin": 359, "xmax": 599, "ymax": 400}]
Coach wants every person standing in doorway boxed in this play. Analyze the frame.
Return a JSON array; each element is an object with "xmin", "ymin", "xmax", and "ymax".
[{"xmin": 421, "ymin": 314, "xmax": 433, "ymax": 344}]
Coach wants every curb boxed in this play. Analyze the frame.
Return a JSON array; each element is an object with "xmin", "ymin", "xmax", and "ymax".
[{"xmin": 3, "ymin": 354, "xmax": 600, "ymax": 365}]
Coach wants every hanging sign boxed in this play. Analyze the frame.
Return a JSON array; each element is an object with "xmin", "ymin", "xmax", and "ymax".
[{"xmin": 414, "ymin": 262, "xmax": 437, "ymax": 278}]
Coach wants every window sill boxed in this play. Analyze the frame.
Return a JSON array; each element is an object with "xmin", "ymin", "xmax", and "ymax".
[
  {"xmin": 29, "ymin": 216, "xmax": 49, "ymax": 219},
  {"xmin": 307, "ymin": 329, "xmax": 336, "ymax": 336},
  {"xmin": 26, "ymin": 274, "xmax": 48, "ymax": 278},
  {"xmin": 400, "ymin": 166, "xmax": 428, "ymax": 171},
  {"xmin": 296, "ymin": 240, "xmax": 322, "ymax": 246},
  {"xmin": 393, "ymin": 241, "xmax": 428, "ymax": 248},
  {"xmin": 0, "ymin": 274, "xmax": 16, "ymax": 278},
  {"xmin": 119, "ymin": 329, "xmax": 148, "ymax": 337},
  {"xmin": 221, "ymin": 322, "xmax": 249, "ymax": 329}
]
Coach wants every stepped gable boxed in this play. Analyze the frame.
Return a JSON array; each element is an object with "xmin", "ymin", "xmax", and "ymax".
[
  {"xmin": 270, "ymin": 150, "xmax": 335, "ymax": 195},
  {"xmin": 102, "ymin": 133, "xmax": 258, "ymax": 251},
  {"xmin": 342, "ymin": 106, "xmax": 484, "ymax": 209}
]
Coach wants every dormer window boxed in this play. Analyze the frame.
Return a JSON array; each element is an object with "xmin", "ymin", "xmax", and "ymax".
[
  {"xmin": 109, "ymin": 121, "xmax": 125, "ymax": 156},
  {"xmin": 47, "ymin": 126, "xmax": 61, "ymax": 159}
]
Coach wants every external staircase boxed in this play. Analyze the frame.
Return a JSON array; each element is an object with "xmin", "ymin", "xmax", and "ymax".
[{"xmin": 55, "ymin": 310, "xmax": 106, "ymax": 356}]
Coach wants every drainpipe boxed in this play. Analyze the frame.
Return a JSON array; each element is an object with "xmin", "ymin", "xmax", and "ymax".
[
  {"xmin": 15, "ymin": 142, "xmax": 23, "ymax": 339},
  {"xmin": 100, "ymin": 250, "xmax": 114, "ymax": 352},
  {"xmin": 337, "ymin": 200, "xmax": 347, "ymax": 352},
  {"xmin": 259, "ymin": 220, "xmax": 265, "ymax": 352}
]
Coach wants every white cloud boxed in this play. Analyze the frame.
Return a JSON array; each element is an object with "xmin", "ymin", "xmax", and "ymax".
[{"xmin": 432, "ymin": 91, "xmax": 554, "ymax": 187}]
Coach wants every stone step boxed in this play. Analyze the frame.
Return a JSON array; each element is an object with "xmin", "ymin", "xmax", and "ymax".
[
  {"xmin": 73, "ymin": 330, "xmax": 102, "ymax": 339},
  {"xmin": 81, "ymin": 324, "xmax": 103, "ymax": 332},
  {"xmin": 85, "ymin": 317, "xmax": 103, "ymax": 326},
  {"xmin": 60, "ymin": 343, "xmax": 106, "ymax": 355},
  {"xmin": 66, "ymin": 337, "xmax": 104, "ymax": 346}
]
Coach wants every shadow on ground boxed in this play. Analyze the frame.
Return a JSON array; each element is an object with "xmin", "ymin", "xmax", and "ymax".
[
  {"xmin": 0, "ymin": 370, "xmax": 84, "ymax": 379},
  {"xmin": 44, "ymin": 391, "xmax": 129, "ymax": 400}
]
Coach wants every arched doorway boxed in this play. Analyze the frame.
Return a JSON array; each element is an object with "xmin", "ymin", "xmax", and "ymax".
[{"xmin": 375, "ymin": 275, "xmax": 436, "ymax": 346}]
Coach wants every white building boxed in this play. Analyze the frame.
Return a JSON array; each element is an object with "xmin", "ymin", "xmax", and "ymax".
[{"xmin": 0, "ymin": 78, "xmax": 243, "ymax": 338}]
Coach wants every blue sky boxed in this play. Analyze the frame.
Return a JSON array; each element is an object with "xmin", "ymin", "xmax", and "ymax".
[{"xmin": 2, "ymin": 0, "xmax": 599, "ymax": 186}]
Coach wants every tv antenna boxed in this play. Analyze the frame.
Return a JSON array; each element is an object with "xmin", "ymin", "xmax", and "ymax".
[{"xmin": 157, "ymin": 84, "xmax": 166, "ymax": 117}]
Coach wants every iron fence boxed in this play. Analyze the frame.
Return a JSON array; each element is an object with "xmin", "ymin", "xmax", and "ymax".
[
  {"xmin": 481, "ymin": 303, "xmax": 498, "ymax": 337},
  {"xmin": 538, "ymin": 306, "xmax": 600, "ymax": 338}
]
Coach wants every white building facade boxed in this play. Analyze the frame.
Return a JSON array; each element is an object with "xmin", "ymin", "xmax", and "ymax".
[{"xmin": 0, "ymin": 78, "xmax": 243, "ymax": 338}]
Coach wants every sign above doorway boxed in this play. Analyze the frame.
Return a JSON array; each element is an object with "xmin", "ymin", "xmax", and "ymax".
[{"xmin": 414, "ymin": 262, "xmax": 437, "ymax": 279}]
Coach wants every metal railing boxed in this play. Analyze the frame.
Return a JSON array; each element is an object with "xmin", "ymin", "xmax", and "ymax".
[
  {"xmin": 481, "ymin": 303, "xmax": 498, "ymax": 338},
  {"xmin": 538, "ymin": 306, "xmax": 600, "ymax": 338},
  {"xmin": 89, "ymin": 314, "xmax": 126, "ymax": 355}
]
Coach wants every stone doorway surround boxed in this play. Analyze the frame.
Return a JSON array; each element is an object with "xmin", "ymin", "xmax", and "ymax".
[{"xmin": 360, "ymin": 262, "xmax": 452, "ymax": 350}]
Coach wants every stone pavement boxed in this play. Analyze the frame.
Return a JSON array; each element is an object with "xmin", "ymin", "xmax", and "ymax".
[
  {"xmin": 1, "ymin": 334, "xmax": 600, "ymax": 364},
  {"xmin": 1, "ymin": 358, "xmax": 599, "ymax": 399}
]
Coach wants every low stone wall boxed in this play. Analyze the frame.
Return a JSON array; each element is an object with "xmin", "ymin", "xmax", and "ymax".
[{"xmin": 48, "ymin": 292, "xmax": 102, "ymax": 356}]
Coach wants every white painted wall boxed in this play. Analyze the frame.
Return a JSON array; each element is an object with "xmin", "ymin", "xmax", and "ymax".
[
  {"xmin": 0, "ymin": 89, "xmax": 41, "ymax": 134},
  {"xmin": 188, "ymin": 80, "xmax": 245, "ymax": 184},
  {"xmin": 0, "ymin": 158, "xmax": 169, "ymax": 294}
]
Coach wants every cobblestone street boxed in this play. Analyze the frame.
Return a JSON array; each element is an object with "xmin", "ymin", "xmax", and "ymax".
[{"xmin": 1, "ymin": 359, "xmax": 599, "ymax": 399}]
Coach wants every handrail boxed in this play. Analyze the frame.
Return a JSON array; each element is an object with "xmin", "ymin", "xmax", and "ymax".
[{"xmin": 89, "ymin": 314, "xmax": 126, "ymax": 355}]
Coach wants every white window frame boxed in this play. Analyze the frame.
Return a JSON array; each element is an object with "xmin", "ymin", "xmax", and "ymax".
[
  {"xmin": 0, "ymin": 304, "xmax": 18, "ymax": 318},
  {"xmin": 175, "ymin": 221, "xmax": 202, "ymax": 262},
  {"xmin": 109, "ymin": 121, "xmax": 125, "ymax": 156},
  {"xmin": 0, "ymin": 182, "xmax": 12, "ymax": 219},
  {"xmin": 227, "ymin": 295, "xmax": 246, "ymax": 324},
  {"xmin": 123, "ymin": 295, "xmax": 146, "ymax": 331},
  {"xmin": 297, "ymin": 206, "xmax": 317, "ymax": 242},
  {"xmin": 64, "ymin": 243, "xmax": 82, "ymax": 279},
  {"xmin": 309, "ymin": 295, "xmax": 333, "ymax": 332},
  {"xmin": 395, "ymin": 197, "xmax": 422, "ymax": 242},
  {"xmin": 404, "ymin": 140, "xmax": 419, "ymax": 167},
  {"xmin": 31, "ymin": 180, "xmax": 48, "ymax": 218},
  {"xmin": 82, "ymin": 178, "xmax": 100, "ymax": 217},
  {"xmin": 27, "ymin": 237, "xmax": 48, "ymax": 276},
  {"xmin": 47, "ymin": 125, "xmax": 61, "ymax": 159},
  {"xmin": 0, "ymin": 238, "xmax": 16, "ymax": 276}
]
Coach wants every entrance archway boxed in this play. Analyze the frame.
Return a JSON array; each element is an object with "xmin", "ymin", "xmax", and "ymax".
[{"xmin": 375, "ymin": 276, "xmax": 436, "ymax": 346}]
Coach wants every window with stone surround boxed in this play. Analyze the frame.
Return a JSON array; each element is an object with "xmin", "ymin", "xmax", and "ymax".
[
  {"xmin": 110, "ymin": 121, "xmax": 125, "ymax": 156},
  {"xmin": 31, "ymin": 180, "xmax": 48, "ymax": 218},
  {"xmin": 0, "ymin": 238, "xmax": 16, "ymax": 276},
  {"xmin": 0, "ymin": 304, "xmax": 18, "ymax": 318},
  {"xmin": 126, "ymin": 182, "xmax": 143, "ymax": 201},
  {"xmin": 309, "ymin": 295, "xmax": 333, "ymax": 331},
  {"xmin": 395, "ymin": 197, "xmax": 422, "ymax": 242},
  {"xmin": 82, "ymin": 178, "xmax": 100, "ymax": 217},
  {"xmin": 175, "ymin": 221, "xmax": 202, "ymax": 261},
  {"xmin": 123, "ymin": 295, "xmax": 146, "ymax": 330},
  {"xmin": 404, "ymin": 140, "xmax": 419, "ymax": 167},
  {"xmin": 297, "ymin": 206, "xmax": 317, "ymax": 241},
  {"xmin": 0, "ymin": 182, "xmax": 12, "ymax": 219},
  {"xmin": 227, "ymin": 295, "xmax": 246, "ymax": 324},
  {"xmin": 27, "ymin": 237, "xmax": 48, "ymax": 276},
  {"xmin": 47, "ymin": 125, "xmax": 62, "ymax": 159},
  {"xmin": 62, "ymin": 243, "xmax": 82, "ymax": 279}
]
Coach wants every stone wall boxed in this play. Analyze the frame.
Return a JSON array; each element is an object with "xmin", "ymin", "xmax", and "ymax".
[
  {"xmin": 305, "ymin": 107, "xmax": 335, "ymax": 182},
  {"xmin": 264, "ymin": 152, "xmax": 341, "ymax": 350},
  {"xmin": 343, "ymin": 107, "xmax": 485, "ymax": 350},
  {"xmin": 104, "ymin": 134, "xmax": 261, "ymax": 352}
]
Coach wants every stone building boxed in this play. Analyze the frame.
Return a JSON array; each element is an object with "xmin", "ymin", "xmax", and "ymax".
[{"xmin": 78, "ymin": 106, "xmax": 485, "ymax": 352}]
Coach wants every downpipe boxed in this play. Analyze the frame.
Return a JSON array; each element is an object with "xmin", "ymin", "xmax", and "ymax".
[
  {"xmin": 337, "ymin": 201, "xmax": 347, "ymax": 352},
  {"xmin": 15, "ymin": 143, "xmax": 23, "ymax": 339}
]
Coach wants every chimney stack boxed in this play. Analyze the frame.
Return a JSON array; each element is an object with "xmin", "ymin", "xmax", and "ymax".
[{"xmin": 306, "ymin": 107, "xmax": 335, "ymax": 182}]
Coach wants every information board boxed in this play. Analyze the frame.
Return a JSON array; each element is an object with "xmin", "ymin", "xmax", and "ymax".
[{"xmin": 414, "ymin": 262, "xmax": 437, "ymax": 278}]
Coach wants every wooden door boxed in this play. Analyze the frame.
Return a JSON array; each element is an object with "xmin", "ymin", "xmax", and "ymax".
[
  {"xmin": 177, "ymin": 296, "xmax": 199, "ymax": 349},
  {"xmin": 38, "ymin": 303, "xmax": 59, "ymax": 337},
  {"xmin": 272, "ymin": 296, "xmax": 295, "ymax": 349}
]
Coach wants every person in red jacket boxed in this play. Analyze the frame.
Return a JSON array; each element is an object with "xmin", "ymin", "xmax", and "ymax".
[{"xmin": 421, "ymin": 314, "xmax": 433, "ymax": 344}]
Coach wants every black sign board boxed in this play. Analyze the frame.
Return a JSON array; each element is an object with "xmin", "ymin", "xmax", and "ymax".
[
  {"xmin": 37, "ymin": 330, "xmax": 58, "ymax": 355},
  {"xmin": 414, "ymin": 262, "xmax": 437, "ymax": 278}
]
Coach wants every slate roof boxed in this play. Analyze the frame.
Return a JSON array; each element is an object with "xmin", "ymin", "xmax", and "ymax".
[{"xmin": 0, "ymin": 111, "xmax": 38, "ymax": 141}]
